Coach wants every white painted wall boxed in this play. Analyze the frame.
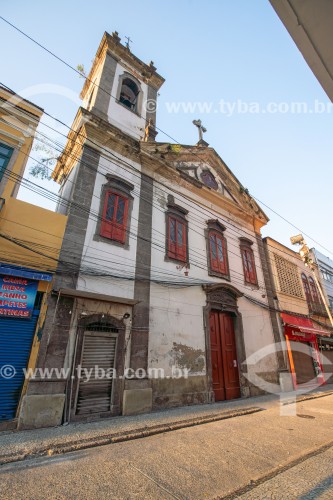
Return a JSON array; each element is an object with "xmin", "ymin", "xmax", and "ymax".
[
  {"xmin": 148, "ymin": 174, "xmax": 278, "ymax": 379},
  {"xmin": 57, "ymin": 163, "xmax": 78, "ymax": 215},
  {"xmin": 78, "ymin": 151, "xmax": 141, "ymax": 300}
]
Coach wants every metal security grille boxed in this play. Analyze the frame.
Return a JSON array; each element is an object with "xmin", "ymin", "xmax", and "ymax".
[
  {"xmin": 274, "ymin": 254, "xmax": 304, "ymax": 298},
  {"xmin": 290, "ymin": 341, "xmax": 317, "ymax": 385},
  {"xmin": 0, "ymin": 311, "xmax": 39, "ymax": 421},
  {"xmin": 76, "ymin": 328, "xmax": 118, "ymax": 415},
  {"xmin": 85, "ymin": 322, "xmax": 118, "ymax": 333}
]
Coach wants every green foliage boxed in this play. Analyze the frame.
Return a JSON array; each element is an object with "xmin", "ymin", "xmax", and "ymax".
[
  {"xmin": 29, "ymin": 142, "xmax": 57, "ymax": 180},
  {"xmin": 77, "ymin": 64, "xmax": 86, "ymax": 78}
]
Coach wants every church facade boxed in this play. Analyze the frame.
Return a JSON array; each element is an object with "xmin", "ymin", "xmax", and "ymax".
[{"xmin": 19, "ymin": 32, "xmax": 281, "ymax": 428}]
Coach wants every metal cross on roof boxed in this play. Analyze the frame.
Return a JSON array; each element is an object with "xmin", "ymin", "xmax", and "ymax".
[
  {"xmin": 125, "ymin": 36, "xmax": 133, "ymax": 50},
  {"xmin": 192, "ymin": 120, "xmax": 208, "ymax": 146},
  {"xmin": 192, "ymin": 119, "xmax": 207, "ymax": 142}
]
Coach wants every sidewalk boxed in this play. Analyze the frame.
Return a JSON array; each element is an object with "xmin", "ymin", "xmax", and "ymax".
[{"xmin": 1, "ymin": 384, "xmax": 333, "ymax": 466}]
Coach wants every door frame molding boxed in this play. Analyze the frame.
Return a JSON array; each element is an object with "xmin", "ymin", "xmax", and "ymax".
[
  {"xmin": 69, "ymin": 313, "xmax": 126, "ymax": 421},
  {"xmin": 203, "ymin": 284, "xmax": 248, "ymax": 400}
]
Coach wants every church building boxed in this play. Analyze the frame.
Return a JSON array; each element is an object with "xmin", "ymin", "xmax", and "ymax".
[{"xmin": 19, "ymin": 32, "xmax": 281, "ymax": 428}]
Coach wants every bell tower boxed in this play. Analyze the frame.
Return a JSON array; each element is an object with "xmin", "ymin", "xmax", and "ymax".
[{"xmin": 80, "ymin": 31, "xmax": 165, "ymax": 141}]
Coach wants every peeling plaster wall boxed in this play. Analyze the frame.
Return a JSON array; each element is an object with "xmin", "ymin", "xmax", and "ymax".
[
  {"xmin": 237, "ymin": 297, "xmax": 278, "ymax": 376},
  {"xmin": 148, "ymin": 284, "xmax": 207, "ymax": 376}
]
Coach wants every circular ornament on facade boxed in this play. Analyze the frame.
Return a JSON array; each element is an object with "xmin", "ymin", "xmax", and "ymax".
[{"xmin": 200, "ymin": 170, "xmax": 219, "ymax": 190}]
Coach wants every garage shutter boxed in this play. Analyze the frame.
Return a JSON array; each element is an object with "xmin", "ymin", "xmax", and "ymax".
[
  {"xmin": 0, "ymin": 312, "xmax": 39, "ymax": 421},
  {"xmin": 290, "ymin": 341, "xmax": 317, "ymax": 385},
  {"xmin": 76, "ymin": 331, "xmax": 117, "ymax": 415}
]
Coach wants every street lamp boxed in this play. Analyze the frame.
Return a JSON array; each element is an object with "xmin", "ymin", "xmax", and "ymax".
[{"xmin": 290, "ymin": 234, "xmax": 333, "ymax": 328}]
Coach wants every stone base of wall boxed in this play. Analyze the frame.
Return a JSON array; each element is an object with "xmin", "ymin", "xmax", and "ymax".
[
  {"xmin": 122, "ymin": 388, "xmax": 152, "ymax": 416},
  {"xmin": 248, "ymin": 371, "xmax": 280, "ymax": 397},
  {"xmin": 18, "ymin": 394, "xmax": 65, "ymax": 430},
  {"xmin": 279, "ymin": 370, "xmax": 294, "ymax": 392},
  {"xmin": 151, "ymin": 375, "xmax": 210, "ymax": 409}
]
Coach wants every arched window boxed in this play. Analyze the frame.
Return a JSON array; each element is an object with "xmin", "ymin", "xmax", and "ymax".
[
  {"xmin": 119, "ymin": 77, "xmax": 140, "ymax": 112},
  {"xmin": 308, "ymin": 276, "xmax": 320, "ymax": 304},
  {"xmin": 301, "ymin": 273, "xmax": 312, "ymax": 305}
]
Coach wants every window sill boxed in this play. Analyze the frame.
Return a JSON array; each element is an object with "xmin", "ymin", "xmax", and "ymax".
[
  {"xmin": 243, "ymin": 281, "xmax": 259, "ymax": 290},
  {"xmin": 93, "ymin": 233, "xmax": 129, "ymax": 250},
  {"xmin": 164, "ymin": 254, "xmax": 189, "ymax": 266},
  {"xmin": 116, "ymin": 100, "xmax": 141, "ymax": 117},
  {"xmin": 208, "ymin": 270, "xmax": 230, "ymax": 281}
]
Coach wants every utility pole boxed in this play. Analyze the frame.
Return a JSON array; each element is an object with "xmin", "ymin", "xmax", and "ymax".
[{"xmin": 290, "ymin": 234, "xmax": 333, "ymax": 328}]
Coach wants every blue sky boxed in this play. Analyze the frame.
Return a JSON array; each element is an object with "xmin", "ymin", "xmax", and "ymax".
[{"xmin": 1, "ymin": 0, "xmax": 332, "ymax": 256}]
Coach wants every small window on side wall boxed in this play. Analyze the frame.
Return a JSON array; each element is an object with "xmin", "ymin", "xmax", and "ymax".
[
  {"xmin": 166, "ymin": 197, "xmax": 188, "ymax": 263},
  {"xmin": 97, "ymin": 175, "xmax": 134, "ymax": 247},
  {"xmin": 239, "ymin": 238, "xmax": 257, "ymax": 286},
  {"xmin": 0, "ymin": 142, "xmax": 14, "ymax": 182},
  {"xmin": 206, "ymin": 220, "xmax": 229, "ymax": 279}
]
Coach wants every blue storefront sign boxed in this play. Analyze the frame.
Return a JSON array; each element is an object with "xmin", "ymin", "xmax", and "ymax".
[{"xmin": 0, "ymin": 275, "xmax": 38, "ymax": 319}]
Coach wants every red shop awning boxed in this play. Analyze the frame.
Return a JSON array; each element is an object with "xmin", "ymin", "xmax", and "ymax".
[{"xmin": 281, "ymin": 313, "xmax": 332, "ymax": 337}]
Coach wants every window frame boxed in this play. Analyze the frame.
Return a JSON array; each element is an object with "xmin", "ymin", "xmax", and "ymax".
[
  {"xmin": 165, "ymin": 198, "xmax": 189, "ymax": 264},
  {"xmin": 206, "ymin": 220, "xmax": 230, "ymax": 280},
  {"xmin": 100, "ymin": 190, "xmax": 129, "ymax": 244},
  {"xmin": 239, "ymin": 238, "xmax": 258, "ymax": 287},
  {"xmin": 0, "ymin": 142, "xmax": 14, "ymax": 183},
  {"xmin": 301, "ymin": 273, "xmax": 312, "ymax": 304},
  {"xmin": 116, "ymin": 73, "xmax": 142, "ymax": 116},
  {"xmin": 308, "ymin": 276, "xmax": 320, "ymax": 305},
  {"xmin": 94, "ymin": 174, "xmax": 134, "ymax": 248}
]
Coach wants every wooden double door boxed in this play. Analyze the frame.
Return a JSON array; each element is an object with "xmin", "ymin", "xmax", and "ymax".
[{"xmin": 209, "ymin": 311, "xmax": 240, "ymax": 401}]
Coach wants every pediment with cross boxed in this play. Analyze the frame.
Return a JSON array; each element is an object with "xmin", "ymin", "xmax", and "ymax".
[{"xmin": 140, "ymin": 142, "xmax": 269, "ymax": 225}]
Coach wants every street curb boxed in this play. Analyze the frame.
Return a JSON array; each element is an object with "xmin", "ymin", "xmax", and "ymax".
[
  {"xmin": 283, "ymin": 389, "xmax": 333, "ymax": 405},
  {"xmin": 0, "ymin": 406, "xmax": 262, "ymax": 466},
  {"xmin": 1, "ymin": 389, "xmax": 332, "ymax": 468},
  {"xmin": 217, "ymin": 439, "xmax": 333, "ymax": 499}
]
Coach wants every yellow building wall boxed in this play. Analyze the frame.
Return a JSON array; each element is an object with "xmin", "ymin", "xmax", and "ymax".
[
  {"xmin": 0, "ymin": 134, "xmax": 32, "ymax": 201},
  {"xmin": 0, "ymin": 197, "xmax": 67, "ymax": 273}
]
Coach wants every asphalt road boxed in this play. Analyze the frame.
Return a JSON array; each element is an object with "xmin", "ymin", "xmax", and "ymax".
[{"xmin": 1, "ymin": 396, "xmax": 333, "ymax": 499}]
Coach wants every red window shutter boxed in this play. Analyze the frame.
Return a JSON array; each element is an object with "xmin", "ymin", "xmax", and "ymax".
[
  {"xmin": 209, "ymin": 232, "xmax": 227, "ymax": 274},
  {"xmin": 209, "ymin": 234, "xmax": 219, "ymax": 272},
  {"xmin": 217, "ymin": 234, "xmax": 227, "ymax": 274},
  {"xmin": 100, "ymin": 191, "xmax": 128, "ymax": 244},
  {"xmin": 168, "ymin": 216, "xmax": 177, "ymax": 258},
  {"xmin": 242, "ymin": 247, "xmax": 257, "ymax": 284},
  {"xmin": 167, "ymin": 216, "xmax": 187, "ymax": 262},
  {"xmin": 309, "ymin": 277, "xmax": 320, "ymax": 304},
  {"xmin": 177, "ymin": 220, "xmax": 187, "ymax": 261},
  {"xmin": 302, "ymin": 274, "xmax": 312, "ymax": 304}
]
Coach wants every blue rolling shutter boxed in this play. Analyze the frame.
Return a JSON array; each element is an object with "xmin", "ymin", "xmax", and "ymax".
[{"xmin": 0, "ymin": 311, "xmax": 39, "ymax": 421}]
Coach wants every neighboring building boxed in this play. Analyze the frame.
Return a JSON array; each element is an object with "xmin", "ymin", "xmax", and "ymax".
[
  {"xmin": 0, "ymin": 85, "xmax": 67, "ymax": 429},
  {"xmin": 311, "ymin": 248, "xmax": 333, "ymax": 383},
  {"xmin": 263, "ymin": 237, "xmax": 332, "ymax": 390},
  {"xmin": 269, "ymin": 0, "xmax": 333, "ymax": 101},
  {"xmin": 28, "ymin": 32, "xmax": 281, "ymax": 428}
]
